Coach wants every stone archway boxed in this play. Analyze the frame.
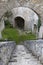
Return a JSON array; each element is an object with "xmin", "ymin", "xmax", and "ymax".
[
  {"xmin": 15, "ymin": 16, "xmax": 25, "ymax": 30},
  {"xmin": 11, "ymin": 7, "xmax": 38, "ymax": 31}
]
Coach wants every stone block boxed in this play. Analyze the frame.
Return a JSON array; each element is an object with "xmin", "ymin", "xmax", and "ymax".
[
  {"xmin": 24, "ymin": 40, "xmax": 43, "ymax": 63},
  {"xmin": 0, "ymin": 41, "xmax": 16, "ymax": 65}
]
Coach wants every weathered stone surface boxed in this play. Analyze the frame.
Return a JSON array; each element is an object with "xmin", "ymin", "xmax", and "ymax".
[
  {"xmin": 0, "ymin": 41, "xmax": 16, "ymax": 65},
  {"xmin": 0, "ymin": 18, "xmax": 5, "ymax": 39},
  {"xmin": 30, "ymin": 0, "xmax": 41, "ymax": 4},
  {"xmin": 39, "ymin": 25, "xmax": 43, "ymax": 38},
  {"xmin": 11, "ymin": 7, "xmax": 38, "ymax": 31},
  {"xmin": 0, "ymin": 32, "xmax": 2, "ymax": 39},
  {"xmin": 0, "ymin": 41, "xmax": 43, "ymax": 65},
  {"xmin": 24, "ymin": 40, "xmax": 43, "ymax": 64},
  {"xmin": 0, "ymin": 0, "xmax": 43, "ymax": 25},
  {"xmin": 8, "ymin": 45, "xmax": 42, "ymax": 65}
]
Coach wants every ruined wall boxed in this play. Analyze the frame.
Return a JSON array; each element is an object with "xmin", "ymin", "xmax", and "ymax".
[
  {"xmin": 12, "ymin": 7, "xmax": 38, "ymax": 31},
  {"xmin": 0, "ymin": 0, "xmax": 43, "ymax": 24}
]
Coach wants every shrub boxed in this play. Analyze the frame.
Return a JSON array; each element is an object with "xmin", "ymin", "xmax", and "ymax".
[
  {"xmin": 4, "ymin": 11, "xmax": 12, "ymax": 18},
  {"xmin": 2, "ymin": 28, "xmax": 36, "ymax": 44},
  {"xmin": 4, "ymin": 20, "xmax": 12, "ymax": 28}
]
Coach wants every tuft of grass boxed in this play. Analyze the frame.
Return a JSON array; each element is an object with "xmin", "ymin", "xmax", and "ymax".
[{"xmin": 2, "ymin": 28, "xmax": 36, "ymax": 44}]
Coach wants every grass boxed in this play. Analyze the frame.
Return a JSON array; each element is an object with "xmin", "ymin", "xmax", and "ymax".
[{"xmin": 2, "ymin": 28, "xmax": 36, "ymax": 44}]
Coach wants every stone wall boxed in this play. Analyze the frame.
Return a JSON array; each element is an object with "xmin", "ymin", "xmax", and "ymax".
[
  {"xmin": 0, "ymin": 18, "xmax": 5, "ymax": 39},
  {"xmin": 0, "ymin": 0, "xmax": 43, "ymax": 25},
  {"xmin": 11, "ymin": 7, "xmax": 38, "ymax": 32},
  {"xmin": 39, "ymin": 26, "xmax": 43, "ymax": 38},
  {"xmin": 24, "ymin": 40, "xmax": 43, "ymax": 63},
  {"xmin": 0, "ymin": 41, "xmax": 16, "ymax": 65}
]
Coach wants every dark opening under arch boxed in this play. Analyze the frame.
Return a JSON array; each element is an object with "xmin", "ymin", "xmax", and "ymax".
[{"xmin": 15, "ymin": 16, "xmax": 25, "ymax": 30}]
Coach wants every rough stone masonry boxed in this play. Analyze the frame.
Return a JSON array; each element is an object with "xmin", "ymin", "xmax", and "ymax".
[
  {"xmin": 0, "ymin": 0, "xmax": 43, "ymax": 38},
  {"xmin": 0, "ymin": 0, "xmax": 43, "ymax": 24}
]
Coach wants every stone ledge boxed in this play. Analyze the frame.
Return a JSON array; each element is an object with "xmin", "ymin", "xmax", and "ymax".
[
  {"xmin": 0, "ymin": 41, "xmax": 16, "ymax": 65},
  {"xmin": 24, "ymin": 40, "xmax": 43, "ymax": 64}
]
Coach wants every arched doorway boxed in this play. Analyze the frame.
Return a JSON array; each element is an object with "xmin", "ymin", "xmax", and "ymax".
[{"xmin": 15, "ymin": 16, "xmax": 25, "ymax": 30}]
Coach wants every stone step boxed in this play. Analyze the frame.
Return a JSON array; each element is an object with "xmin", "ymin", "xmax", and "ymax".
[{"xmin": 8, "ymin": 45, "xmax": 42, "ymax": 65}]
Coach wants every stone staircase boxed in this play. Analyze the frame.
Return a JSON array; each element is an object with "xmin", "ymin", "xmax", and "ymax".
[{"xmin": 8, "ymin": 45, "xmax": 42, "ymax": 65}]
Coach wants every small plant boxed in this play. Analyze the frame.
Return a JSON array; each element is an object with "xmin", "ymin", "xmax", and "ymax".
[
  {"xmin": 4, "ymin": 20, "xmax": 11, "ymax": 28},
  {"xmin": 4, "ymin": 11, "xmax": 12, "ymax": 18},
  {"xmin": 38, "ymin": 17, "xmax": 41, "ymax": 32},
  {"xmin": 3, "ymin": 10, "xmax": 13, "ymax": 28}
]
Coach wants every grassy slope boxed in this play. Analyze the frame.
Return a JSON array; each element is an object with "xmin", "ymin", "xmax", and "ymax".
[{"xmin": 2, "ymin": 28, "xmax": 36, "ymax": 44}]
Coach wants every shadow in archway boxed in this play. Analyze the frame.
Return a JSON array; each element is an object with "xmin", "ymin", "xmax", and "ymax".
[{"xmin": 15, "ymin": 16, "xmax": 25, "ymax": 30}]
